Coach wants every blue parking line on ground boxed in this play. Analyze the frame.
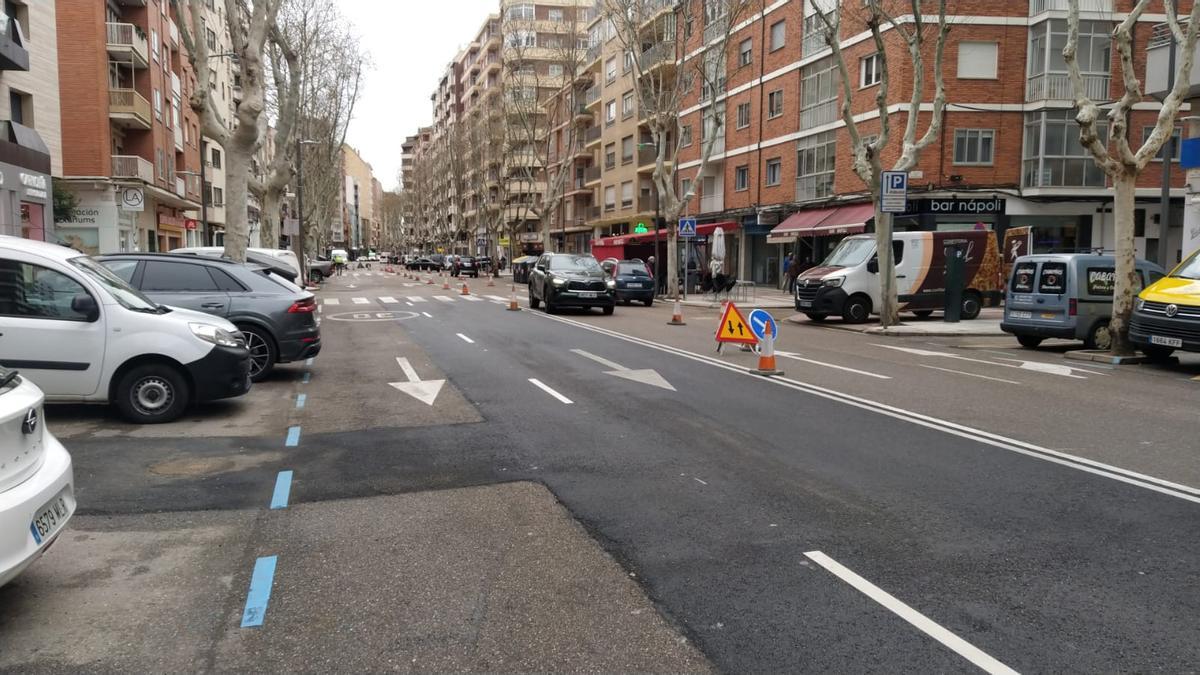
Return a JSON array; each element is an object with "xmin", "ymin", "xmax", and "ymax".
[
  {"xmin": 296, "ymin": 394, "xmax": 306, "ymax": 409},
  {"xmin": 240, "ymin": 555, "xmax": 278, "ymax": 628},
  {"xmin": 270, "ymin": 470, "xmax": 293, "ymax": 509},
  {"xmin": 285, "ymin": 426, "xmax": 301, "ymax": 447},
  {"xmin": 301, "ymin": 372, "xmax": 311, "ymax": 384}
]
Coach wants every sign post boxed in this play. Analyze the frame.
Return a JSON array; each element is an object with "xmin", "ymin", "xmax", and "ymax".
[
  {"xmin": 679, "ymin": 218, "xmax": 697, "ymax": 301},
  {"xmin": 881, "ymin": 171, "xmax": 908, "ymax": 214},
  {"xmin": 747, "ymin": 309, "xmax": 783, "ymax": 376}
]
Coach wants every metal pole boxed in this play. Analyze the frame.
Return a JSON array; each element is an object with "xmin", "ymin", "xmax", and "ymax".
[
  {"xmin": 654, "ymin": 184, "xmax": 661, "ymax": 295},
  {"xmin": 1159, "ymin": 23, "xmax": 1177, "ymax": 267},
  {"xmin": 294, "ymin": 136, "xmax": 307, "ymax": 286}
]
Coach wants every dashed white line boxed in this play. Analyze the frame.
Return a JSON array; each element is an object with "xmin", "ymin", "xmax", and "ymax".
[
  {"xmin": 323, "ymin": 298, "xmax": 340, "ymax": 306},
  {"xmin": 352, "ymin": 297, "xmax": 370, "ymax": 305},
  {"xmin": 462, "ymin": 295, "xmax": 484, "ymax": 302},
  {"xmin": 456, "ymin": 333, "xmax": 475, "ymax": 344},
  {"xmin": 433, "ymin": 296, "xmax": 455, "ymax": 303},
  {"xmin": 486, "ymin": 295, "xmax": 508, "ymax": 302},
  {"xmin": 804, "ymin": 551, "xmax": 1018, "ymax": 675},
  {"xmin": 919, "ymin": 364, "xmax": 1020, "ymax": 385},
  {"xmin": 693, "ymin": 477, "xmax": 708, "ymax": 486},
  {"xmin": 408, "ymin": 296, "xmax": 428, "ymax": 303},
  {"xmin": 379, "ymin": 296, "xmax": 398, "ymax": 304},
  {"xmin": 421, "ymin": 311, "xmax": 433, "ymax": 318},
  {"xmin": 528, "ymin": 378, "xmax": 573, "ymax": 404},
  {"xmin": 406, "ymin": 301, "xmax": 414, "ymax": 306},
  {"xmin": 776, "ymin": 351, "xmax": 892, "ymax": 380}
]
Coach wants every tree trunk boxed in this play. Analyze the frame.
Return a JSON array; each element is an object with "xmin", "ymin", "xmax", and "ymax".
[
  {"xmin": 262, "ymin": 189, "xmax": 280, "ymax": 248},
  {"xmin": 667, "ymin": 228, "xmax": 679, "ymax": 300},
  {"xmin": 225, "ymin": 147, "xmax": 252, "ymax": 262},
  {"xmin": 1109, "ymin": 172, "xmax": 1138, "ymax": 356},
  {"xmin": 872, "ymin": 182, "xmax": 899, "ymax": 327}
]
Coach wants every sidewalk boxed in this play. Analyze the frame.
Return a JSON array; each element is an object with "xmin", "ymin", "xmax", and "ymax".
[
  {"xmin": 678, "ymin": 285, "xmax": 796, "ymax": 309},
  {"xmin": 787, "ymin": 307, "xmax": 1006, "ymax": 336}
]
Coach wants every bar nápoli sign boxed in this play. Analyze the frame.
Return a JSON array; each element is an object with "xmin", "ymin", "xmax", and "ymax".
[{"xmin": 905, "ymin": 198, "xmax": 1005, "ymax": 215}]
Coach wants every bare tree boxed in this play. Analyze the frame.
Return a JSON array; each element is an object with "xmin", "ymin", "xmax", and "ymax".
[
  {"xmin": 606, "ymin": 0, "xmax": 753, "ymax": 300},
  {"xmin": 1066, "ymin": 0, "xmax": 1200, "ymax": 354},
  {"xmin": 174, "ymin": 0, "xmax": 287, "ymax": 263},
  {"xmin": 813, "ymin": 0, "xmax": 949, "ymax": 327}
]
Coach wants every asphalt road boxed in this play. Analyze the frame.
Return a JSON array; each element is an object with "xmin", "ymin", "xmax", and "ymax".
[{"xmin": 6, "ymin": 269, "xmax": 1198, "ymax": 673}]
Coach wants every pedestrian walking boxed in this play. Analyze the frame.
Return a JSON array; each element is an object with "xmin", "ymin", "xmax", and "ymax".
[
  {"xmin": 647, "ymin": 255, "xmax": 658, "ymax": 294},
  {"xmin": 786, "ymin": 255, "xmax": 801, "ymax": 294}
]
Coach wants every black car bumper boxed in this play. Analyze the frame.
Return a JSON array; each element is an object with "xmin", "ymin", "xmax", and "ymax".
[
  {"xmin": 549, "ymin": 289, "xmax": 616, "ymax": 308},
  {"xmin": 187, "ymin": 344, "xmax": 252, "ymax": 402},
  {"xmin": 1000, "ymin": 321, "xmax": 1076, "ymax": 340},
  {"xmin": 1130, "ymin": 312, "xmax": 1200, "ymax": 352},
  {"xmin": 795, "ymin": 286, "xmax": 848, "ymax": 314}
]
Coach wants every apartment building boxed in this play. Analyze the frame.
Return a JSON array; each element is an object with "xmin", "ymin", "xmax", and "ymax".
[
  {"xmin": 341, "ymin": 143, "xmax": 376, "ymax": 253},
  {"xmin": 54, "ymin": 0, "xmax": 203, "ymax": 254},
  {"xmin": 0, "ymin": 0, "xmax": 61, "ymax": 242},
  {"xmin": 459, "ymin": 14, "xmax": 501, "ymax": 256}
]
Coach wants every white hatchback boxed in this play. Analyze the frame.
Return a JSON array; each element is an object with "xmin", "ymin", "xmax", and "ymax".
[{"xmin": 0, "ymin": 365, "xmax": 74, "ymax": 587}]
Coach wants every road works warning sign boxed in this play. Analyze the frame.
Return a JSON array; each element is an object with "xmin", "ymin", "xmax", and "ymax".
[{"xmin": 715, "ymin": 302, "xmax": 757, "ymax": 345}]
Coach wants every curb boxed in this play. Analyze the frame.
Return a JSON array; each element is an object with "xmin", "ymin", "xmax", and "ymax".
[
  {"xmin": 1064, "ymin": 350, "xmax": 1178, "ymax": 365},
  {"xmin": 784, "ymin": 314, "xmax": 1007, "ymax": 337}
]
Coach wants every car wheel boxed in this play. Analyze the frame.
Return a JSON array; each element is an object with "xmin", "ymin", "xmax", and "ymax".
[
  {"xmin": 1017, "ymin": 335, "xmax": 1043, "ymax": 349},
  {"xmin": 239, "ymin": 326, "xmax": 277, "ymax": 382},
  {"xmin": 1084, "ymin": 321, "xmax": 1113, "ymax": 351},
  {"xmin": 544, "ymin": 289, "xmax": 557, "ymax": 314},
  {"xmin": 528, "ymin": 287, "xmax": 540, "ymax": 309},
  {"xmin": 842, "ymin": 295, "xmax": 871, "ymax": 324},
  {"xmin": 603, "ymin": 305, "xmax": 615, "ymax": 316},
  {"xmin": 913, "ymin": 310, "xmax": 934, "ymax": 319},
  {"xmin": 115, "ymin": 363, "xmax": 190, "ymax": 424},
  {"xmin": 1142, "ymin": 344, "xmax": 1176, "ymax": 361},
  {"xmin": 644, "ymin": 298, "xmax": 654, "ymax": 307},
  {"xmin": 806, "ymin": 313, "xmax": 828, "ymax": 322},
  {"xmin": 961, "ymin": 291, "xmax": 983, "ymax": 320}
]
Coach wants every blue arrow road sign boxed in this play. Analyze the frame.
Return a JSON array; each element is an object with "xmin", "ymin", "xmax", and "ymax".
[
  {"xmin": 679, "ymin": 217, "xmax": 697, "ymax": 238},
  {"xmin": 748, "ymin": 309, "xmax": 777, "ymax": 341}
]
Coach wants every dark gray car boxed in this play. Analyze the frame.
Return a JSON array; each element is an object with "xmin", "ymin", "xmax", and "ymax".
[
  {"xmin": 528, "ymin": 253, "xmax": 616, "ymax": 315},
  {"xmin": 97, "ymin": 253, "xmax": 320, "ymax": 381}
]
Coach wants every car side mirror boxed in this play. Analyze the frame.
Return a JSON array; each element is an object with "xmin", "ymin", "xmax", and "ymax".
[
  {"xmin": 72, "ymin": 293, "xmax": 100, "ymax": 322},
  {"xmin": 866, "ymin": 258, "xmax": 879, "ymax": 274}
]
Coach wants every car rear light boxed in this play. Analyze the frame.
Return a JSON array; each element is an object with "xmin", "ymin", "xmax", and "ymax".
[
  {"xmin": 288, "ymin": 297, "xmax": 317, "ymax": 313},
  {"xmin": 1068, "ymin": 298, "xmax": 1077, "ymax": 317}
]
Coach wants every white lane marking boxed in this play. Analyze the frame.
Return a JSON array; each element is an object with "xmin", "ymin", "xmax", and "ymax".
[
  {"xmin": 323, "ymin": 298, "xmax": 340, "ymax": 306},
  {"xmin": 486, "ymin": 295, "xmax": 508, "ymax": 302},
  {"xmin": 874, "ymin": 344, "xmax": 1094, "ymax": 379},
  {"xmin": 421, "ymin": 312, "xmax": 433, "ymax": 318},
  {"xmin": 776, "ymin": 351, "xmax": 892, "ymax": 380},
  {"xmin": 462, "ymin": 295, "xmax": 483, "ymax": 302},
  {"xmin": 571, "ymin": 348, "xmax": 628, "ymax": 371},
  {"xmin": 531, "ymin": 311, "xmax": 1200, "ymax": 503},
  {"xmin": 406, "ymin": 302, "xmax": 414, "ymax": 306},
  {"xmin": 456, "ymin": 333, "xmax": 475, "ymax": 344},
  {"xmin": 379, "ymin": 296, "xmax": 398, "ymax": 304},
  {"xmin": 434, "ymin": 296, "xmax": 455, "ymax": 303},
  {"xmin": 919, "ymin": 364, "xmax": 1020, "ymax": 385},
  {"xmin": 529, "ymin": 378, "xmax": 573, "ymax": 404},
  {"xmin": 317, "ymin": 305, "xmax": 322, "ymax": 314},
  {"xmin": 804, "ymin": 551, "xmax": 1018, "ymax": 675},
  {"xmin": 395, "ymin": 356, "xmax": 420, "ymax": 382},
  {"xmin": 352, "ymin": 273, "xmax": 359, "ymax": 278},
  {"xmin": 693, "ymin": 477, "xmax": 708, "ymax": 486},
  {"xmin": 407, "ymin": 296, "xmax": 428, "ymax": 303},
  {"xmin": 352, "ymin": 297, "xmax": 370, "ymax": 305}
]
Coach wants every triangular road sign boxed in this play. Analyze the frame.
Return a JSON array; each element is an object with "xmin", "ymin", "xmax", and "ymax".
[
  {"xmin": 388, "ymin": 380, "xmax": 445, "ymax": 406},
  {"xmin": 716, "ymin": 302, "xmax": 758, "ymax": 344}
]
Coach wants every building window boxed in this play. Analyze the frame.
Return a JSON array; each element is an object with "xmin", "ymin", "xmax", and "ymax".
[
  {"xmin": 153, "ymin": 88, "xmax": 162, "ymax": 119},
  {"xmin": 624, "ymin": 50, "xmax": 633, "ymax": 73},
  {"xmin": 801, "ymin": 57, "xmax": 839, "ymax": 127},
  {"xmin": 796, "ymin": 130, "xmax": 836, "ymax": 201},
  {"xmin": 1142, "ymin": 126, "xmax": 1182, "ymax": 162},
  {"xmin": 212, "ymin": 186, "xmax": 224, "ymax": 206},
  {"xmin": 735, "ymin": 165, "xmax": 749, "ymax": 191},
  {"xmin": 156, "ymin": 149, "xmax": 165, "ymax": 179},
  {"xmin": 606, "ymin": 100, "xmax": 616, "ymax": 125},
  {"xmin": 622, "ymin": 91, "xmax": 634, "ymax": 117},
  {"xmin": 1022, "ymin": 109, "xmax": 1107, "ymax": 188},
  {"xmin": 681, "ymin": 178, "xmax": 693, "ymax": 198},
  {"xmin": 860, "ymin": 53, "xmax": 881, "ymax": 87},
  {"xmin": 506, "ymin": 3, "xmax": 535, "ymax": 21},
  {"xmin": 604, "ymin": 185, "xmax": 616, "ymax": 210},
  {"xmin": 606, "ymin": 57, "xmax": 617, "ymax": 83},
  {"xmin": 8, "ymin": 89, "xmax": 28, "ymax": 125},
  {"xmin": 736, "ymin": 102, "xmax": 751, "ymax": 129},
  {"xmin": 206, "ymin": 28, "xmax": 216, "ymax": 51},
  {"xmin": 621, "ymin": 135, "xmax": 634, "ymax": 163},
  {"xmin": 605, "ymin": 143, "xmax": 616, "ymax": 169},
  {"xmin": 770, "ymin": 20, "xmax": 786, "ymax": 51},
  {"xmin": 549, "ymin": 64, "xmax": 563, "ymax": 77},
  {"xmin": 681, "ymin": 124, "xmax": 693, "ymax": 147},
  {"xmin": 958, "ymin": 41, "xmax": 999, "ymax": 79},
  {"xmin": 739, "ymin": 38, "xmax": 753, "ymax": 67},
  {"xmin": 621, "ymin": 181, "xmax": 633, "ymax": 208},
  {"xmin": 151, "ymin": 29, "xmax": 159, "ymax": 60},
  {"xmin": 765, "ymin": 158, "xmax": 782, "ymax": 186},
  {"xmin": 768, "ymin": 90, "xmax": 784, "ymax": 118},
  {"xmin": 211, "ymin": 147, "xmax": 222, "ymax": 168},
  {"xmin": 1027, "ymin": 19, "xmax": 1110, "ymax": 100},
  {"xmin": 953, "ymin": 129, "xmax": 995, "ymax": 166},
  {"xmin": 802, "ymin": 11, "xmax": 833, "ymax": 56},
  {"xmin": 548, "ymin": 8, "xmax": 563, "ymax": 22}
]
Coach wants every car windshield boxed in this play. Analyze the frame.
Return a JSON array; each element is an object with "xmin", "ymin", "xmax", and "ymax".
[
  {"xmin": 821, "ymin": 238, "xmax": 876, "ymax": 268},
  {"xmin": 618, "ymin": 262, "xmax": 650, "ymax": 277},
  {"xmin": 1171, "ymin": 250, "xmax": 1200, "ymax": 280},
  {"xmin": 550, "ymin": 255, "xmax": 601, "ymax": 272},
  {"xmin": 69, "ymin": 255, "xmax": 161, "ymax": 312}
]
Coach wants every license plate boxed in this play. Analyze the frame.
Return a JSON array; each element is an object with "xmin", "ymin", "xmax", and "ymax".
[
  {"xmin": 1009, "ymin": 310, "xmax": 1032, "ymax": 319},
  {"xmin": 578, "ymin": 291, "xmax": 597, "ymax": 298},
  {"xmin": 30, "ymin": 490, "xmax": 71, "ymax": 545},
  {"xmin": 1040, "ymin": 312, "xmax": 1056, "ymax": 319},
  {"xmin": 799, "ymin": 300, "xmax": 813, "ymax": 307},
  {"xmin": 627, "ymin": 283, "xmax": 643, "ymax": 289},
  {"xmin": 1151, "ymin": 335, "xmax": 1183, "ymax": 348}
]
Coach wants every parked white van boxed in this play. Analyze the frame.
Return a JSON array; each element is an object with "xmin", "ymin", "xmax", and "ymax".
[
  {"xmin": 795, "ymin": 230, "xmax": 1003, "ymax": 323},
  {"xmin": 0, "ymin": 236, "xmax": 252, "ymax": 423}
]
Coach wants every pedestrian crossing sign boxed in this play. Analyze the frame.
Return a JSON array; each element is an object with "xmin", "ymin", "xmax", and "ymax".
[{"xmin": 715, "ymin": 302, "xmax": 757, "ymax": 344}]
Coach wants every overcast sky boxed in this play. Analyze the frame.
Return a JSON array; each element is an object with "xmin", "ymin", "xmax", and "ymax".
[{"xmin": 339, "ymin": 0, "xmax": 499, "ymax": 191}]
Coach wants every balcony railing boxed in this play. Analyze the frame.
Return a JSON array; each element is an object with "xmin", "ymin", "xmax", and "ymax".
[
  {"xmin": 1026, "ymin": 72, "xmax": 1109, "ymax": 101},
  {"xmin": 585, "ymin": 85, "xmax": 601, "ymax": 106},
  {"xmin": 700, "ymin": 193, "xmax": 724, "ymax": 213},
  {"xmin": 637, "ymin": 145, "xmax": 666, "ymax": 167},
  {"xmin": 105, "ymin": 22, "xmax": 149, "ymax": 67},
  {"xmin": 800, "ymin": 99, "xmax": 838, "ymax": 128},
  {"xmin": 168, "ymin": 17, "xmax": 178, "ymax": 45},
  {"xmin": 109, "ymin": 88, "xmax": 153, "ymax": 129},
  {"xmin": 637, "ymin": 194, "xmax": 657, "ymax": 213},
  {"xmin": 642, "ymin": 41, "xmax": 674, "ymax": 69},
  {"xmin": 584, "ymin": 165, "xmax": 601, "ymax": 183},
  {"xmin": 584, "ymin": 126, "xmax": 602, "ymax": 145},
  {"xmin": 111, "ymin": 155, "xmax": 154, "ymax": 183},
  {"xmin": 1030, "ymin": 0, "xmax": 1111, "ymax": 14},
  {"xmin": 703, "ymin": 14, "xmax": 729, "ymax": 43},
  {"xmin": 171, "ymin": 72, "xmax": 181, "ymax": 99},
  {"xmin": 586, "ymin": 43, "xmax": 601, "ymax": 63},
  {"xmin": 174, "ymin": 124, "xmax": 183, "ymax": 151},
  {"xmin": 174, "ymin": 176, "xmax": 186, "ymax": 197}
]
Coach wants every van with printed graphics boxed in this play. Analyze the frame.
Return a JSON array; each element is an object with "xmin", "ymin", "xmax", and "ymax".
[
  {"xmin": 1001, "ymin": 254, "xmax": 1165, "ymax": 349},
  {"xmin": 794, "ymin": 230, "xmax": 1003, "ymax": 323}
]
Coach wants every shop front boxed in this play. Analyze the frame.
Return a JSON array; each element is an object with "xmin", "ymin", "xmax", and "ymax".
[
  {"xmin": 0, "ymin": 121, "xmax": 52, "ymax": 242},
  {"xmin": 156, "ymin": 214, "xmax": 187, "ymax": 251},
  {"xmin": 767, "ymin": 202, "xmax": 876, "ymax": 266},
  {"xmin": 592, "ymin": 220, "xmax": 740, "ymax": 290}
]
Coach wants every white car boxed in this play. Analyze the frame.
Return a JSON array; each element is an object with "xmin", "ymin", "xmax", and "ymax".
[
  {"xmin": 0, "ymin": 365, "xmax": 75, "ymax": 587},
  {"xmin": 0, "ymin": 236, "xmax": 252, "ymax": 423}
]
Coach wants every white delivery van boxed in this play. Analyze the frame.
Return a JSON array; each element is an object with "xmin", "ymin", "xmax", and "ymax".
[
  {"xmin": 0, "ymin": 236, "xmax": 252, "ymax": 423},
  {"xmin": 794, "ymin": 230, "xmax": 1002, "ymax": 323}
]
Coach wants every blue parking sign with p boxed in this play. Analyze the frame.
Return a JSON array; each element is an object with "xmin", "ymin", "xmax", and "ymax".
[
  {"xmin": 881, "ymin": 170, "xmax": 908, "ymax": 213},
  {"xmin": 888, "ymin": 172, "xmax": 907, "ymax": 190}
]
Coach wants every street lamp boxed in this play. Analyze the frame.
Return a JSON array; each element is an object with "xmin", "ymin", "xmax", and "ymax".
[{"xmin": 295, "ymin": 138, "xmax": 320, "ymax": 286}]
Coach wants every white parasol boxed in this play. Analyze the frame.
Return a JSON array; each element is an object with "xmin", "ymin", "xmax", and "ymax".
[{"xmin": 710, "ymin": 226, "xmax": 726, "ymax": 276}]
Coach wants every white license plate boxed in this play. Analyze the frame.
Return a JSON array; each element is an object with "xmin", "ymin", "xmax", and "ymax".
[
  {"xmin": 1009, "ymin": 310, "xmax": 1033, "ymax": 319},
  {"xmin": 30, "ymin": 490, "xmax": 71, "ymax": 545},
  {"xmin": 1151, "ymin": 335, "xmax": 1183, "ymax": 348},
  {"xmin": 798, "ymin": 300, "xmax": 813, "ymax": 307},
  {"xmin": 626, "ymin": 283, "xmax": 643, "ymax": 289},
  {"xmin": 577, "ymin": 291, "xmax": 597, "ymax": 299}
]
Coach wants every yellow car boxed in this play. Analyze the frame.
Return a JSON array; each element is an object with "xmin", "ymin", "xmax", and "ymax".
[{"xmin": 1130, "ymin": 248, "xmax": 1200, "ymax": 358}]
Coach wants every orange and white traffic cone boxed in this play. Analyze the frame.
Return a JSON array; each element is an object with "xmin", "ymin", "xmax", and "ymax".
[
  {"xmin": 667, "ymin": 298, "xmax": 686, "ymax": 326},
  {"xmin": 461, "ymin": 282, "xmax": 470, "ymax": 296},
  {"xmin": 443, "ymin": 276, "xmax": 451, "ymax": 290},
  {"xmin": 426, "ymin": 275, "xmax": 434, "ymax": 285},
  {"xmin": 507, "ymin": 291, "xmax": 520, "ymax": 311},
  {"xmin": 487, "ymin": 275, "xmax": 496, "ymax": 287},
  {"xmin": 751, "ymin": 330, "xmax": 783, "ymax": 377}
]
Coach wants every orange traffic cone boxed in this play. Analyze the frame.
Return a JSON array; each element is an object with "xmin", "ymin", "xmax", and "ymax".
[
  {"xmin": 461, "ymin": 282, "xmax": 470, "ymax": 296},
  {"xmin": 751, "ymin": 331, "xmax": 783, "ymax": 377},
  {"xmin": 507, "ymin": 289, "xmax": 520, "ymax": 311},
  {"xmin": 443, "ymin": 277, "xmax": 451, "ymax": 290},
  {"xmin": 487, "ymin": 275, "xmax": 496, "ymax": 287},
  {"xmin": 426, "ymin": 275, "xmax": 434, "ymax": 285},
  {"xmin": 668, "ymin": 298, "xmax": 686, "ymax": 326}
]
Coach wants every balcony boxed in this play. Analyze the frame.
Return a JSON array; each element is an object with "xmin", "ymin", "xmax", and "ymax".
[
  {"xmin": 584, "ymin": 125, "xmax": 603, "ymax": 148},
  {"xmin": 171, "ymin": 72, "xmax": 181, "ymax": 99},
  {"xmin": 1026, "ymin": 72, "xmax": 1109, "ymax": 101},
  {"xmin": 641, "ymin": 41, "xmax": 674, "ymax": 71},
  {"xmin": 800, "ymin": 100, "xmax": 838, "ymax": 128},
  {"xmin": 174, "ymin": 176, "xmax": 186, "ymax": 197},
  {"xmin": 703, "ymin": 14, "xmax": 729, "ymax": 43},
  {"xmin": 109, "ymin": 89, "xmax": 153, "ymax": 130},
  {"xmin": 111, "ymin": 155, "xmax": 154, "ymax": 183},
  {"xmin": 1029, "ymin": 0, "xmax": 1111, "ymax": 14},
  {"xmin": 183, "ymin": 173, "xmax": 202, "ymax": 198},
  {"xmin": 700, "ymin": 193, "xmax": 724, "ymax": 213},
  {"xmin": 584, "ymin": 165, "xmax": 602, "ymax": 185},
  {"xmin": 167, "ymin": 17, "xmax": 178, "ymax": 46},
  {"xmin": 584, "ymin": 85, "xmax": 601, "ymax": 109},
  {"xmin": 174, "ymin": 123, "xmax": 183, "ymax": 152},
  {"xmin": 586, "ymin": 43, "xmax": 602, "ymax": 65},
  {"xmin": 0, "ymin": 17, "xmax": 28, "ymax": 71},
  {"xmin": 636, "ymin": 194, "xmax": 657, "ymax": 213},
  {"xmin": 637, "ymin": 145, "xmax": 671, "ymax": 171},
  {"xmin": 574, "ymin": 104, "xmax": 592, "ymax": 124},
  {"xmin": 1147, "ymin": 23, "xmax": 1200, "ymax": 99}
]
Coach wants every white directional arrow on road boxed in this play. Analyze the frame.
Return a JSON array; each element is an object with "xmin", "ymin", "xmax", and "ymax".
[
  {"xmin": 571, "ymin": 349, "xmax": 676, "ymax": 391},
  {"xmin": 388, "ymin": 357, "xmax": 445, "ymax": 405},
  {"xmin": 872, "ymin": 344, "xmax": 1101, "ymax": 379}
]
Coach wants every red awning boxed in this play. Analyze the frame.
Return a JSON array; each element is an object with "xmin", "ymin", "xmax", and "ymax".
[
  {"xmin": 591, "ymin": 220, "xmax": 739, "ymax": 248},
  {"xmin": 813, "ymin": 203, "xmax": 875, "ymax": 234},
  {"xmin": 769, "ymin": 208, "xmax": 839, "ymax": 238},
  {"xmin": 767, "ymin": 204, "xmax": 873, "ymax": 241}
]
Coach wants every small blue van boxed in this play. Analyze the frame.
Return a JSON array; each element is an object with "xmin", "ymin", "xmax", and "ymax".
[{"xmin": 1002, "ymin": 254, "xmax": 1165, "ymax": 349}]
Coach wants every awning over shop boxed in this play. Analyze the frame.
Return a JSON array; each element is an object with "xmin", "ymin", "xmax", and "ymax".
[
  {"xmin": 591, "ymin": 220, "xmax": 739, "ymax": 250},
  {"xmin": 766, "ymin": 204, "xmax": 874, "ymax": 243}
]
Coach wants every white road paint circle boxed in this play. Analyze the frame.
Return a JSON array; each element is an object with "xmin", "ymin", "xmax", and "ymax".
[{"xmin": 325, "ymin": 310, "xmax": 421, "ymax": 323}]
